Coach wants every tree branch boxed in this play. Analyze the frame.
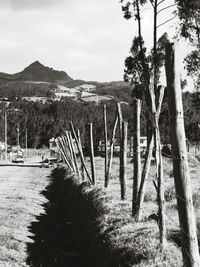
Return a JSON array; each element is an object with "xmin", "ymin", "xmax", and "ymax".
[
  {"xmin": 157, "ymin": 14, "xmax": 177, "ymax": 28},
  {"xmin": 149, "ymin": 0, "xmax": 155, "ymax": 8},
  {"xmin": 157, "ymin": 4, "xmax": 177, "ymax": 15},
  {"xmin": 157, "ymin": 0, "xmax": 165, "ymax": 6}
]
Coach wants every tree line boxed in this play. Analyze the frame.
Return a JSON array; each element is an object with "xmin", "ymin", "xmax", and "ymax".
[{"xmin": 0, "ymin": 91, "xmax": 199, "ymax": 149}]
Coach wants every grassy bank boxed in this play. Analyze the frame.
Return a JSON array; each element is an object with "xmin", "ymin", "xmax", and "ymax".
[{"xmin": 27, "ymin": 164, "xmax": 184, "ymax": 266}]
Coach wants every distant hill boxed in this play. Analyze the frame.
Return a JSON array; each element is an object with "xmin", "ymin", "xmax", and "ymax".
[
  {"xmin": 0, "ymin": 61, "xmax": 73, "ymax": 82},
  {"xmin": 0, "ymin": 62, "xmax": 134, "ymax": 102}
]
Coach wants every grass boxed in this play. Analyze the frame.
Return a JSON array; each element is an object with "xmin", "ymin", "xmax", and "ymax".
[
  {"xmin": 0, "ymin": 165, "xmax": 50, "ymax": 267},
  {"xmin": 82, "ymin": 156, "xmax": 186, "ymax": 266},
  {"xmin": 0, "ymin": 149, "xmax": 200, "ymax": 266}
]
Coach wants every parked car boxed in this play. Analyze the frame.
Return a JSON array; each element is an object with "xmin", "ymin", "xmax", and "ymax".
[{"xmin": 12, "ymin": 155, "xmax": 24, "ymax": 163}]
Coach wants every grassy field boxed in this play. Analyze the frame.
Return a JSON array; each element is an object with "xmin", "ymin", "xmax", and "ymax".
[
  {"xmin": 0, "ymin": 151, "xmax": 200, "ymax": 266},
  {"xmin": 83, "ymin": 152, "xmax": 200, "ymax": 266}
]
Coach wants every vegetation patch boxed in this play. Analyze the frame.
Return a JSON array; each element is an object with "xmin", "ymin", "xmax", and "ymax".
[{"xmin": 27, "ymin": 166, "xmax": 182, "ymax": 266}]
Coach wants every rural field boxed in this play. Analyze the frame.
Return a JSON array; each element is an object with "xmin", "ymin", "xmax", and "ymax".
[{"xmin": 0, "ymin": 150, "xmax": 200, "ymax": 266}]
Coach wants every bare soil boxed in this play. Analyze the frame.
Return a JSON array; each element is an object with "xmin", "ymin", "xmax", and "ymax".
[{"xmin": 0, "ymin": 157, "xmax": 50, "ymax": 267}]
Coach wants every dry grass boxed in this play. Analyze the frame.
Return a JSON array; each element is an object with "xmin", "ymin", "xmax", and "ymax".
[
  {"xmin": 0, "ymin": 164, "xmax": 50, "ymax": 267},
  {"xmin": 0, "ymin": 149, "xmax": 200, "ymax": 266},
  {"xmin": 83, "ymin": 156, "xmax": 187, "ymax": 266}
]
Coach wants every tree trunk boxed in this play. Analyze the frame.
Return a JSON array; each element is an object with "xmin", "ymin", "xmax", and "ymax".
[{"xmin": 165, "ymin": 42, "xmax": 200, "ymax": 266}]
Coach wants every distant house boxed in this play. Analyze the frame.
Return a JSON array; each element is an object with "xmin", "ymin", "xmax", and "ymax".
[{"xmin": 75, "ymin": 84, "xmax": 96, "ymax": 92}]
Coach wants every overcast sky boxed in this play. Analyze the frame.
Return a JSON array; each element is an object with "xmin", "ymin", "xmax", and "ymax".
[{"xmin": 0, "ymin": 0, "xmax": 191, "ymax": 83}]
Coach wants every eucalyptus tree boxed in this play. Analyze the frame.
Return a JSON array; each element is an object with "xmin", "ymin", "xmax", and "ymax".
[
  {"xmin": 176, "ymin": 0, "xmax": 200, "ymax": 89},
  {"xmin": 120, "ymin": 0, "xmax": 177, "ymax": 248}
]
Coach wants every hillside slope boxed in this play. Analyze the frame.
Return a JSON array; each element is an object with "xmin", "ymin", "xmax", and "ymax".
[{"xmin": 0, "ymin": 61, "xmax": 73, "ymax": 82}]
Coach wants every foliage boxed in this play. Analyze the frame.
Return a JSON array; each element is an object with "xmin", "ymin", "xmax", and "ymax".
[
  {"xmin": 176, "ymin": 0, "xmax": 200, "ymax": 43},
  {"xmin": 0, "ymin": 81, "xmax": 55, "ymax": 100},
  {"xmin": 0, "ymin": 89, "xmax": 199, "ymax": 149},
  {"xmin": 176, "ymin": 0, "xmax": 200, "ymax": 88}
]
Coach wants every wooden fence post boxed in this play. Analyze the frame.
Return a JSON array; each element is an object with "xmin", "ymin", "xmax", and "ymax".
[
  {"xmin": 103, "ymin": 105, "xmax": 108, "ymax": 187},
  {"xmin": 117, "ymin": 102, "xmax": 123, "ymax": 139},
  {"xmin": 64, "ymin": 132, "xmax": 76, "ymax": 171},
  {"xmin": 77, "ymin": 129, "xmax": 85, "ymax": 181},
  {"xmin": 89, "ymin": 123, "xmax": 96, "ymax": 185},
  {"xmin": 165, "ymin": 42, "xmax": 200, "ymax": 266},
  {"xmin": 60, "ymin": 135, "xmax": 75, "ymax": 171},
  {"xmin": 55, "ymin": 138, "xmax": 73, "ymax": 171},
  {"xmin": 68, "ymin": 132, "xmax": 80, "ymax": 178},
  {"xmin": 132, "ymin": 99, "xmax": 141, "ymax": 215},
  {"xmin": 120, "ymin": 121, "xmax": 128, "ymax": 200},
  {"xmin": 150, "ymin": 84, "xmax": 166, "ymax": 248},
  {"xmin": 106, "ymin": 115, "xmax": 119, "ymax": 187},
  {"xmin": 70, "ymin": 121, "xmax": 92, "ymax": 183}
]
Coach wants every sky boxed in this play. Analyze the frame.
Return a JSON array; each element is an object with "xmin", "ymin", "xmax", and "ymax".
[{"xmin": 0, "ymin": 0, "xmax": 194, "ymax": 85}]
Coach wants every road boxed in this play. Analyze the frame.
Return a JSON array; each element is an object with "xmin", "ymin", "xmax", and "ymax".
[{"xmin": 0, "ymin": 161, "xmax": 50, "ymax": 267}]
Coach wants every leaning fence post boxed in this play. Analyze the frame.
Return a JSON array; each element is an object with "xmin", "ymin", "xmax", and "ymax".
[
  {"xmin": 77, "ymin": 129, "xmax": 85, "ymax": 181},
  {"xmin": 68, "ymin": 132, "xmax": 80, "ymax": 178},
  {"xmin": 70, "ymin": 121, "xmax": 92, "ymax": 183},
  {"xmin": 120, "ymin": 121, "xmax": 128, "ymax": 200},
  {"xmin": 165, "ymin": 42, "xmax": 200, "ymax": 266},
  {"xmin": 89, "ymin": 123, "xmax": 96, "ymax": 185}
]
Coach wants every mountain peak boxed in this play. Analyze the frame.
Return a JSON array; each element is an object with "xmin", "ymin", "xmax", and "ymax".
[
  {"xmin": 25, "ymin": 61, "xmax": 47, "ymax": 71},
  {"xmin": 20, "ymin": 61, "xmax": 73, "ymax": 82},
  {"xmin": 29, "ymin": 60, "xmax": 43, "ymax": 67},
  {"xmin": 0, "ymin": 61, "xmax": 73, "ymax": 82}
]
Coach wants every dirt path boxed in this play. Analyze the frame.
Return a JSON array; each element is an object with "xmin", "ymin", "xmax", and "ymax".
[{"xmin": 0, "ymin": 162, "xmax": 51, "ymax": 267}]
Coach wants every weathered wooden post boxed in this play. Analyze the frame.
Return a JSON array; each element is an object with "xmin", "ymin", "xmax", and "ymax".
[
  {"xmin": 55, "ymin": 138, "xmax": 73, "ymax": 171},
  {"xmin": 60, "ymin": 135, "xmax": 75, "ymax": 171},
  {"xmin": 63, "ymin": 133, "xmax": 76, "ymax": 171},
  {"xmin": 89, "ymin": 123, "xmax": 96, "ymax": 185},
  {"xmin": 117, "ymin": 102, "xmax": 123, "ymax": 138},
  {"xmin": 5, "ymin": 111, "xmax": 7, "ymax": 160},
  {"xmin": 135, "ymin": 86, "xmax": 165, "ymax": 222},
  {"xmin": 132, "ymin": 99, "xmax": 141, "ymax": 215},
  {"xmin": 150, "ymin": 84, "xmax": 166, "ymax": 248},
  {"xmin": 70, "ymin": 121, "xmax": 92, "ymax": 183},
  {"xmin": 68, "ymin": 132, "xmax": 80, "ymax": 178},
  {"xmin": 165, "ymin": 42, "xmax": 200, "ymax": 266},
  {"xmin": 103, "ymin": 105, "xmax": 108, "ymax": 187},
  {"xmin": 65, "ymin": 131, "xmax": 75, "ymax": 167},
  {"xmin": 106, "ymin": 115, "xmax": 118, "ymax": 186},
  {"xmin": 77, "ymin": 129, "xmax": 85, "ymax": 180},
  {"xmin": 120, "ymin": 121, "xmax": 128, "ymax": 200}
]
